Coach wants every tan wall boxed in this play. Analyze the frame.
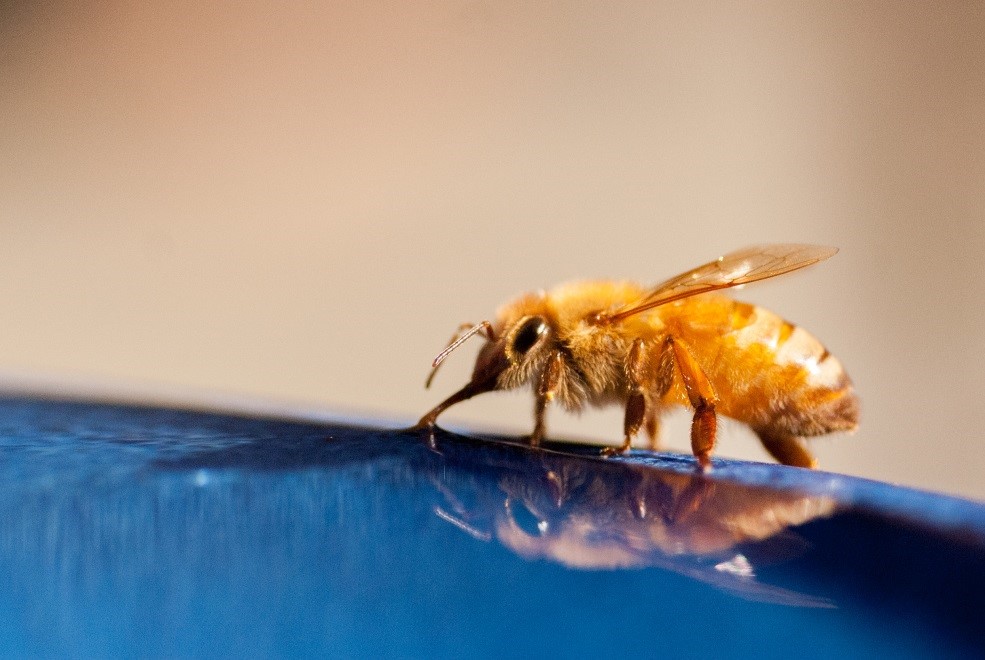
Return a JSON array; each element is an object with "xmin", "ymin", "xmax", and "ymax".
[{"xmin": 1, "ymin": 2, "xmax": 983, "ymax": 497}]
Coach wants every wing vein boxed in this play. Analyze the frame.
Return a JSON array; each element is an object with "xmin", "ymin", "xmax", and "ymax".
[{"xmin": 605, "ymin": 244, "xmax": 838, "ymax": 323}]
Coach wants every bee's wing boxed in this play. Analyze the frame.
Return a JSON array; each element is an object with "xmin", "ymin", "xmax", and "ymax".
[{"xmin": 606, "ymin": 244, "xmax": 838, "ymax": 323}]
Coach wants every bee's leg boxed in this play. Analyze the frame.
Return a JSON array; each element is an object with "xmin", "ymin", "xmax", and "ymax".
[
  {"xmin": 670, "ymin": 338, "xmax": 719, "ymax": 471},
  {"xmin": 754, "ymin": 429, "xmax": 817, "ymax": 468},
  {"xmin": 530, "ymin": 397, "xmax": 548, "ymax": 447},
  {"xmin": 621, "ymin": 389, "xmax": 646, "ymax": 454},
  {"xmin": 529, "ymin": 351, "xmax": 564, "ymax": 447},
  {"xmin": 603, "ymin": 339, "xmax": 649, "ymax": 456},
  {"xmin": 644, "ymin": 413, "xmax": 661, "ymax": 450},
  {"xmin": 644, "ymin": 338, "xmax": 676, "ymax": 451}
]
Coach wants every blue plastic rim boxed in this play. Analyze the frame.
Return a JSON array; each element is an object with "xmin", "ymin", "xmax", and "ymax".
[{"xmin": 0, "ymin": 396, "xmax": 982, "ymax": 658}]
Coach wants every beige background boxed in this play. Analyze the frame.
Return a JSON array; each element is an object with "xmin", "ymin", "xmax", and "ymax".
[{"xmin": 1, "ymin": 2, "xmax": 983, "ymax": 497}]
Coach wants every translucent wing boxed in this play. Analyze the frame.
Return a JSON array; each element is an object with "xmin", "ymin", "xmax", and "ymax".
[{"xmin": 606, "ymin": 244, "xmax": 838, "ymax": 323}]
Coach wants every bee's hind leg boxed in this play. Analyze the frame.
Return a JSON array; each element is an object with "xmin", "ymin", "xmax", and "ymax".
[
  {"xmin": 670, "ymin": 337, "xmax": 719, "ymax": 471},
  {"xmin": 754, "ymin": 429, "xmax": 817, "ymax": 469}
]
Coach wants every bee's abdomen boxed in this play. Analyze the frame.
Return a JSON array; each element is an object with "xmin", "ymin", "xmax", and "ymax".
[{"xmin": 721, "ymin": 301, "xmax": 858, "ymax": 435}]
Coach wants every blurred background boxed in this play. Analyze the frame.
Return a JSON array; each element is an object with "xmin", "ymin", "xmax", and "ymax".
[{"xmin": 0, "ymin": 2, "xmax": 982, "ymax": 497}]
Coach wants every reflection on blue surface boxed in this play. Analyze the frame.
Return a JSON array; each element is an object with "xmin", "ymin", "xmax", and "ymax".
[{"xmin": 0, "ymin": 397, "xmax": 982, "ymax": 657}]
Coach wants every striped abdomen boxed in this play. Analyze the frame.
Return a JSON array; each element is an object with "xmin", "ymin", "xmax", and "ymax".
[{"xmin": 667, "ymin": 297, "xmax": 859, "ymax": 437}]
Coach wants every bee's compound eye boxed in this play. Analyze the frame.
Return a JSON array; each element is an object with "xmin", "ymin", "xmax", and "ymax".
[{"xmin": 512, "ymin": 316, "xmax": 548, "ymax": 355}]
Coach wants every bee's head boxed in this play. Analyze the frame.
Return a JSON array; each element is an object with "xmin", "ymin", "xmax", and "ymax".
[
  {"xmin": 416, "ymin": 297, "xmax": 555, "ymax": 428},
  {"xmin": 473, "ymin": 314, "xmax": 552, "ymax": 390}
]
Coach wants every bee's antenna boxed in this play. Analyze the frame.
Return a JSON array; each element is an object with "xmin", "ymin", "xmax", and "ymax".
[
  {"xmin": 431, "ymin": 322, "xmax": 493, "ymax": 368},
  {"xmin": 425, "ymin": 321, "xmax": 495, "ymax": 388}
]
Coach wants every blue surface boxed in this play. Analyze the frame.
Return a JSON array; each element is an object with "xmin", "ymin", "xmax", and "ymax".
[{"xmin": 0, "ymin": 396, "xmax": 982, "ymax": 658}]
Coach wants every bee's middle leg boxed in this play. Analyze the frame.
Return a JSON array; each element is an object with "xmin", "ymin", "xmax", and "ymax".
[
  {"xmin": 603, "ymin": 339, "xmax": 649, "ymax": 456},
  {"xmin": 644, "ymin": 339, "xmax": 675, "ymax": 451},
  {"xmin": 644, "ymin": 412, "xmax": 661, "ymax": 451},
  {"xmin": 602, "ymin": 338, "xmax": 676, "ymax": 457}
]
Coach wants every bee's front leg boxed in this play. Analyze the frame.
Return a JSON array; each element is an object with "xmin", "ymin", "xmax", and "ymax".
[
  {"xmin": 670, "ymin": 337, "xmax": 719, "ymax": 471},
  {"xmin": 529, "ymin": 351, "xmax": 563, "ymax": 447}
]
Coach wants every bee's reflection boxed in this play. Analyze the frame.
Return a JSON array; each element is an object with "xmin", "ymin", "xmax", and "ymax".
[{"xmin": 427, "ymin": 443, "xmax": 836, "ymax": 607}]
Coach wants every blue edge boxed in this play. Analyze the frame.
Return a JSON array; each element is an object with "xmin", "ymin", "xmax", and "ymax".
[{"xmin": 0, "ymin": 395, "xmax": 982, "ymax": 659}]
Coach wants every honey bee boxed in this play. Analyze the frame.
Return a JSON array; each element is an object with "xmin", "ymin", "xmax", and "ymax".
[{"xmin": 416, "ymin": 244, "xmax": 858, "ymax": 469}]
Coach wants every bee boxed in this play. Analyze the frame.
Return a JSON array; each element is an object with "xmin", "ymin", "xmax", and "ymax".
[{"xmin": 415, "ymin": 244, "xmax": 858, "ymax": 469}]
